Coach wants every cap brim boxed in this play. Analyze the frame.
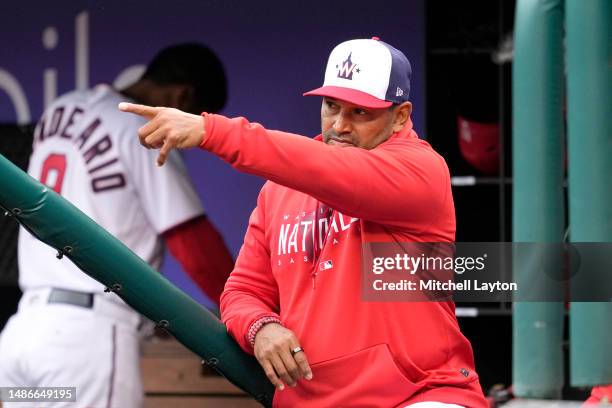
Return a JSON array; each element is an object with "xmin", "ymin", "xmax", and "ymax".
[{"xmin": 303, "ymin": 86, "xmax": 392, "ymax": 109}]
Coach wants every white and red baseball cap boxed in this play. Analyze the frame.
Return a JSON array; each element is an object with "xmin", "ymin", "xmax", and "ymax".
[{"xmin": 304, "ymin": 37, "xmax": 412, "ymax": 108}]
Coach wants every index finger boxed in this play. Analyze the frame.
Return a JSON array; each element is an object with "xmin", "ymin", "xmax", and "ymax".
[{"xmin": 118, "ymin": 102, "xmax": 162, "ymax": 119}]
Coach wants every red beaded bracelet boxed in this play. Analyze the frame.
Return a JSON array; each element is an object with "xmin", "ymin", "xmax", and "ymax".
[{"xmin": 247, "ymin": 316, "xmax": 282, "ymax": 347}]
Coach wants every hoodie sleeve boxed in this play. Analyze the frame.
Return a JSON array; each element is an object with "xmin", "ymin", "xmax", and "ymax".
[
  {"xmin": 220, "ymin": 185, "xmax": 280, "ymax": 354},
  {"xmin": 200, "ymin": 113, "xmax": 450, "ymax": 229},
  {"xmin": 162, "ymin": 215, "xmax": 234, "ymax": 306}
]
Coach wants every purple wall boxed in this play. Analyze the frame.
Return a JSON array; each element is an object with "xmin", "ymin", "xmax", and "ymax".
[{"xmin": 0, "ymin": 0, "xmax": 424, "ymax": 308}]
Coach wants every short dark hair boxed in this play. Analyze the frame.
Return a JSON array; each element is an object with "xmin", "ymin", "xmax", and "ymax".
[{"xmin": 142, "ymin": 43, "xmax": 227, "ymax": 113}]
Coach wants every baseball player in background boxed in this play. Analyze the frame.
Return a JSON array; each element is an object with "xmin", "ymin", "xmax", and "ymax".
[{"xmin": 0, "ymin": 43, "xmax": 233, "ymax": 408}]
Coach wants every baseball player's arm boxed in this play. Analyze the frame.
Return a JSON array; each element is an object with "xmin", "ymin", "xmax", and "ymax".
[
  {"xmin": 220, "ymin": 188, "xmax": 281, "ymax": 352},
  {"xmin": 162, "ymin": 215, "xmax": 233, "ymax": 306},
  {"xmin": 220, "ymin": 187, "xmax": 312, "ymax": 389},
  {"xmin": 199, "ymin": 115, "xmax": 449, "ymax": 229},
  {"xmin": 118, "ymin": 104, "xmax": 448, "ymax": 229}
]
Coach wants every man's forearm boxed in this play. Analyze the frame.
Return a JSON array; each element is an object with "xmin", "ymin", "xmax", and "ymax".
[
  {"xmin": 200, "ymin": 113, "xmax": 449, "ymax": 227},
  {"xmin": 163, "ymin": 215, "xmax": 233, "ymax": 305}
]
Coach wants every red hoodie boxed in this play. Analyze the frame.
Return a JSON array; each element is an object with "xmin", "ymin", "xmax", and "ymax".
[{"xmin": 206, "ymin": 113, "xmax": 487, "ymax": 408}]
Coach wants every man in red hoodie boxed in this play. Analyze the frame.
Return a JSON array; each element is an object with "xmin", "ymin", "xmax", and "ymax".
[{"xmin": 120, "ymin": 38, "xmax": 488, "ymax": 408}]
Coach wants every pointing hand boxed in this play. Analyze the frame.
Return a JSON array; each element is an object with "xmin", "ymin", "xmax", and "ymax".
[{"xmin": 118, "ymin": 102, "xmax": 205, "ymax": 166}]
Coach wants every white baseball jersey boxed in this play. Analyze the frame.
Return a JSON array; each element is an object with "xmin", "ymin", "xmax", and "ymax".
[{"xmin": 18, "ymin": 84, "xmax": 204, "ymax": 293}]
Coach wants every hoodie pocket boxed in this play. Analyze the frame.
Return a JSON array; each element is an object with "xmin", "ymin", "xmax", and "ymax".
[{"xmin": 273, "ymin": 343, "xmax": 419, "ymax": 408}]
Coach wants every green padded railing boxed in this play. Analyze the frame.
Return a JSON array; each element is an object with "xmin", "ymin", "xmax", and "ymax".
[
  {"xmin": 566, "ymin": 0, "xmax": 612, "ymax": 387},
  {"xmin": 0, "ymin": 153, "xmax": 274, "ymax": 407},
  {"xmin": 512, "ymin": 0, "xmax": 565, "ymax": 398}
]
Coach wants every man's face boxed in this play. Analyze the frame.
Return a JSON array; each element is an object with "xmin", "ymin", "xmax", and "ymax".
[{"xmin": 321, "ymin": 97, "xmax": 399, "ymax": 150}]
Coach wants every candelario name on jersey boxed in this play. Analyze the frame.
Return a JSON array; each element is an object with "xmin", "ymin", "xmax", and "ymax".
[{"xmin": 34, "ymin": 105, "xmax": 126, "ymax": 193}]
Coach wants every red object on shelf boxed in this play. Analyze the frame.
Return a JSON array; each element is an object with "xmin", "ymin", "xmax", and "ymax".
[
  {"xmin": 457, "ymin": 115, "xmax": 500, "ymax": 175},
  {"xmin": 583, "ymin": 385, "xmax": 612, "ymax": 406}
]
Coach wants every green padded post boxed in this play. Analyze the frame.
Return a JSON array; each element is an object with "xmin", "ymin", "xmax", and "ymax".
[
  {"xmin": 512, "ymin": 0, "xmax": 565, "ymax": 398},
  {"xmin": 566, "ymin": 0, "xmax": 612, "ymax": 387},
  {"xmin": 0, "ymin": 154, "xmax": 274, "ymax": 407}
]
